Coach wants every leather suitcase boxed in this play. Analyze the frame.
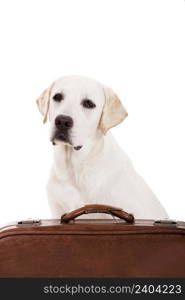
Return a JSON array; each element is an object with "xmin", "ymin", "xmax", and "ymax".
[{"xmin": 0, "ymin": 204, "xmax": 185, "ymax": 278}]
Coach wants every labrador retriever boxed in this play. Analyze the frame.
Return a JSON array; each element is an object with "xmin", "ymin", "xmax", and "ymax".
[{"xmin": 37, "ymin": 76, "xmax": 168, "ymax": 219}]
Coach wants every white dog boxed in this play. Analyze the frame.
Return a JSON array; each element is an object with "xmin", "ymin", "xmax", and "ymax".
[{"xmin": 37, "ymin": 76, "xmax": 168, "ymax": 220}]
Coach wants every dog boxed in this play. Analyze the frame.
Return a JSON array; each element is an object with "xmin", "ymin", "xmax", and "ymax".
[{"xmin": 37, "ymin": 75, "xmax": 168, "ymax": 219}]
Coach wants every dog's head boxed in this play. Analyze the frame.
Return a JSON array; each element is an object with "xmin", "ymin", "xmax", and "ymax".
[{"xmin": 36, "ymin": 76, "xmax": 128, "ymax": 150}]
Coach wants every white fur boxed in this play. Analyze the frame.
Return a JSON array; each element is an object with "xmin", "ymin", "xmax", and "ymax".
[{"xmin": 37, "ymin": 76, "xmax": 168, "ymax": 220}]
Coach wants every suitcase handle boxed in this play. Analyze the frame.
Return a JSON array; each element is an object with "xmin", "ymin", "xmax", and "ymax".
[{"xmin": 61, "ymin": 204, "xmax": 134, "ymax": 223}]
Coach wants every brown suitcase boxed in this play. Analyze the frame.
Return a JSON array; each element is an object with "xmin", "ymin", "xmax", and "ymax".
[{"xmin": 0, "ymin": 204, "xmax": 185, "ymax": 278}]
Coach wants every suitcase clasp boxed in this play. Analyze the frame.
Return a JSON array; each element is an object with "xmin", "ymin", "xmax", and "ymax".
[
  {"xmin": 18, "ymin": 219, "xmax": 41, "ymax": 226},
  {"xmin": 154, "ymin": 219, "xmax": 177, "ymax": 226}
]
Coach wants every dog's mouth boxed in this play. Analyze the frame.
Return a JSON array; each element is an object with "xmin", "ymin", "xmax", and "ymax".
[
  {"xmin": 51, "ymin": 131, "xmax": 83, "ymax": 151},
  {"xmin": 51, "ymin": 130, "xmax": 71, "ymax": 146}
]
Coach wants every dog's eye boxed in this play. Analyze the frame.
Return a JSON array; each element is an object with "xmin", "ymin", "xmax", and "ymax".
[
  {"xmin": 53, "ymin": 93, "xmax": 64, "ymax": 102},
  {"xmin": 81, "ymin": 99, "xmax": 96, "ymax": 109}
]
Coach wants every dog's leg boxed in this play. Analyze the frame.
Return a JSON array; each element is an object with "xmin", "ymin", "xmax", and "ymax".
[
  {"xmin": 47, "ymin": 179, "xmax": 85, "ymax": 218},
  {"xmin": 49, "ymin": 200, "xmax": 64, "ymax": 219}
]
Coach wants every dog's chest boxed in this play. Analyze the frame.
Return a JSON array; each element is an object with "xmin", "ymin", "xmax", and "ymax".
[
  {"xmin": 53, "ymin": 144, "xmax": 113, "ymax": 201},
  {"xmin": 57, "ymin": 155, "xmax": 106, "ymax": 202},
  {"xmin": 68, "ymin": 159, "xmax": 98, "ymax": 193}
]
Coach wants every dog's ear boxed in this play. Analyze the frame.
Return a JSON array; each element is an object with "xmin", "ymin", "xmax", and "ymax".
[
  {"xmin": 36, "ymin": 83, "xmax": 54, "ymax": 123},
  {"xmin": 99, "ymin": 86, "xmax": 128, "ymax": 134}
]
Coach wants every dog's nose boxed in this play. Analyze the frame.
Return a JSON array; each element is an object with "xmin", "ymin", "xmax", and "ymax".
[{"xmin": 55, "ymin": 115, "xmax": 73, "ymax": 130}]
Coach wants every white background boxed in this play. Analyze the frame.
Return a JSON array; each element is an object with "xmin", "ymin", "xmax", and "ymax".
[{"xmin": 0, "ymin": 0, "xmax": 184, "ymax": 224}]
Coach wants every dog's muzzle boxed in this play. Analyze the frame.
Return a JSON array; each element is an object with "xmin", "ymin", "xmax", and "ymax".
[{"xmin": 51, "ymin": 115, "xmax": 73, "ymax": 145}]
